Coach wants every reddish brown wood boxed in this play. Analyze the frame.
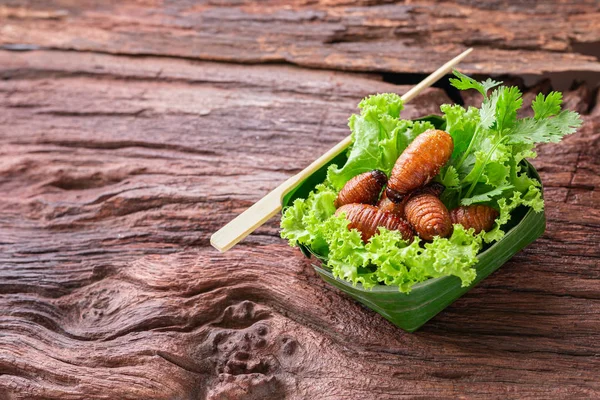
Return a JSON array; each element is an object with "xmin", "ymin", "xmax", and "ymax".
[
  {"xmin": 0, "ymin": 6, "xmax": 599, "ymax": 398},
  {"xmin": 0, "ymin": 1, "xmax": 599, "ymax": 75}
]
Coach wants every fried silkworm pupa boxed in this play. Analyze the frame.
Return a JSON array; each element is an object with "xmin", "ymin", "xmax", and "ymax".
[
  {"xmin": 334, "ymin": 170, "xmax": 387, "ymax": 208},
  {"xmin": 386, "ymin": 130, "xmax": 454, "ymax": 203},
  {"xmin": 404, "ymin": 193, "xmax": 452, "ymax": 241},
  {"xmin": 335, "ymin": 204, "xmax": 414, "ymax": 243},
  {"xmin": 416, "ymin": 182, "xmax": 445, "ymax": 198},
  {"xmin": 450, "ymin": 205, "xmax": 499, "ymax": 234},
  {"xmin": 378, "ymin": 182, "xmax": 445, "ymax": 219},
  {"xmin": 377, "ymin": 191, "xmax": 408, "ymax": 218}
]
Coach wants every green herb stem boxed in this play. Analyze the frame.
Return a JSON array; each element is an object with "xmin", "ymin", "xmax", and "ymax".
[
  {"xmin": 464, "ymin": 137, "xmax": 507, "ymax": 198},
  {"xmin": 455, "ymin": 125, "xmax": 480, "ymax": 172}
]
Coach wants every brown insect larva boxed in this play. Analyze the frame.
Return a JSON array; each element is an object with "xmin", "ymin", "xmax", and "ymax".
[
  {"xmin": 335, "ymin": 204, "xmax": 414, "ymax": 243},
  {"xmin": 415, "ymin": 182, "xmax": 445, "ymax": 198},
  {"xmin": 335, "ymin": 170, "xmax": 387, "ymax": 208},
  {"xmin": 378, "ymin": 182, "xmax": 445, "ymax": 219},
  {"xmin": 450, "ymin": 205, "xmax": 499, "ymax": 234},
  {"xmin": 386, "ymin": 130, "xmax": 454, "ymax": 203},
  {"xmin": 377, "ymin": 191, "xmax": 408, "ymax": 218},
  {"xmin": 404, "ymin": 193, "xmax": 453, "ymax": 241}
]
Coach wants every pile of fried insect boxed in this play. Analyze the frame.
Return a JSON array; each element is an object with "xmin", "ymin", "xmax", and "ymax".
[
  {"xmin": 281, "ymin": 71, "xmax": 582, "ymax": 292},
  {"xmin": 334, "ymin": 129, "xmax": 497, "ymax": 243}
]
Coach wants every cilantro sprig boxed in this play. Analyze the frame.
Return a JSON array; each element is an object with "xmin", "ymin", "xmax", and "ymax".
[{"xmin": 441, "ymin": 70, "xmax": 582, "ymax": 206}]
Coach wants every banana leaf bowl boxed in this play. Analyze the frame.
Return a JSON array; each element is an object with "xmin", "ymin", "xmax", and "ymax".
[{"xmin": 281, "ymin": 116, "xmax": 546, "ymax": 332}]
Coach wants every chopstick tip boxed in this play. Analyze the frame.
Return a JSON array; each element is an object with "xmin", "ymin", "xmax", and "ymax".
[
  {"xmin": 457, "ymin": 47, "xmax": 473, "ymax": 60},
  {"xmin": 210, "ymin": 234, "xmax": 227, "ymax": 252}
]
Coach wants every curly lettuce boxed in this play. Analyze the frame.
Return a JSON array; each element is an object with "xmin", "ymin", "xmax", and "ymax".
[{"xmin": 326, "ymin": 93, "xmax": 435, "ymax": 190}]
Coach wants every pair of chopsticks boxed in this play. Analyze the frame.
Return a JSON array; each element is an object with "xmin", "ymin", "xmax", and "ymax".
[{"xmin": 211, "ymin": 48, "xmax": 473, "ymax": 252}]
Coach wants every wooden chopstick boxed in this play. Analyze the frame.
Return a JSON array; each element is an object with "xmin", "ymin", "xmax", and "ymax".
[{"xmin": 210, "ymin": 48, "xmax": 473, "ymax": 252}]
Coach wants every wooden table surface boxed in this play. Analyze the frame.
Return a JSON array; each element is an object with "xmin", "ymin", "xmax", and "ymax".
[{"xmin": 0, "ymin": 1, "xmax": 599, "ymax": 399}]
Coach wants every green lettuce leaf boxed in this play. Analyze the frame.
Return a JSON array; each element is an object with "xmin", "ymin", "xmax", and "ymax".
[
  {"xmin": 482, "ymin": 187, "xmax": 544, "ymax": 243},
  {"xmin": 326, "ymin": 93, "xmax": 436, "ymax": 189},
  {"xmin": 316, "ymin": 214, "xmax": 482, "ymax": 293},
  {"xmin": 280, "ymin": 183, "xmax": 337, "ymax": 251},
  {"xmin": 326, "ymin": 94, "xmax": 403, "ymax": 189},
  {"xmin": 321, "ymin": 214, "xmax": 374, "ymax": 287},
  {"xmin": 442, "ymin": 104, "xmax": 480, "ymax": 155},
  {"xmin": 280, "ymin": 198, "xmax": 310, "ymax": 247}
]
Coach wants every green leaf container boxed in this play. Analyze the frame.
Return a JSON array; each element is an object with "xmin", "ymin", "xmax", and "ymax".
[{"xmin": 281, "ymin": 116, "xmax": 546, "ymax": 332}]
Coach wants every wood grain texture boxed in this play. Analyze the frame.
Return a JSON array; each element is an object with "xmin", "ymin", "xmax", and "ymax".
[
  {"xmin": 0, "ymin": 2, "xmax": 599, "ymax": 397},
  {"xmin": 0, "ymin": 1, "xmax": 599, "ymax": 75},
  {"xmin": 0, "ymin": 48, "xmax": 599, "ymax": 399}
]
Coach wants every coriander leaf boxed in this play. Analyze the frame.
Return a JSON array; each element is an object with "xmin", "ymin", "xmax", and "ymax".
[
  {"xmin": 462, "ymin": 137, "xmax": 510, "ymax": 185},
  {"xmin": 481, "ymin": 78, "xmax": 504, "ymax": 95},
  {"xmin": 507, "ymin": 155, "xmax": 542, "ymax": 199},
  {"xmin": 479, "ymin": 90, "xmax": 498, "ymax": 129},
  {"xmin": 439, "ymin": 165, "xmax": 460, "ymax": 187},
  {"xmin": 460, "ymin": 184, "xmax": 513, "ymax": 205},
  {"xmin": 449, "ymin": 70, "xmax": 502, "ymax": 98},
  {"xmin": 508, "ymin": 110, "xmax": 582, "ymax": 144},
  {"xmin": 532, "ymin": 91, "xmax": 562, "ymax": 120},
  {"xmin": 495, "ymin": 86, "xmax": 523, "ymax": 133}
]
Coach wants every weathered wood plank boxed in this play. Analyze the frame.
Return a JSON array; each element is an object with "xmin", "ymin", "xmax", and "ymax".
[
  {"xmin": 0, "ymin": 1, "xmax": 599, "ymax": 75},
  {"xmin": 0, "ymin": 49, "xmax": 598, "ymax": 399}
]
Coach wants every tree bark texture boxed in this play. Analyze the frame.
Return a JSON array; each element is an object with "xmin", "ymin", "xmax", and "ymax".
[
  {"xmin": 0, "ymin": 1, "xmax": 599, "ymax": 399},
  {"xmin": 0, "ymin": 1, "xmax": 599, "ymax": 75}
]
